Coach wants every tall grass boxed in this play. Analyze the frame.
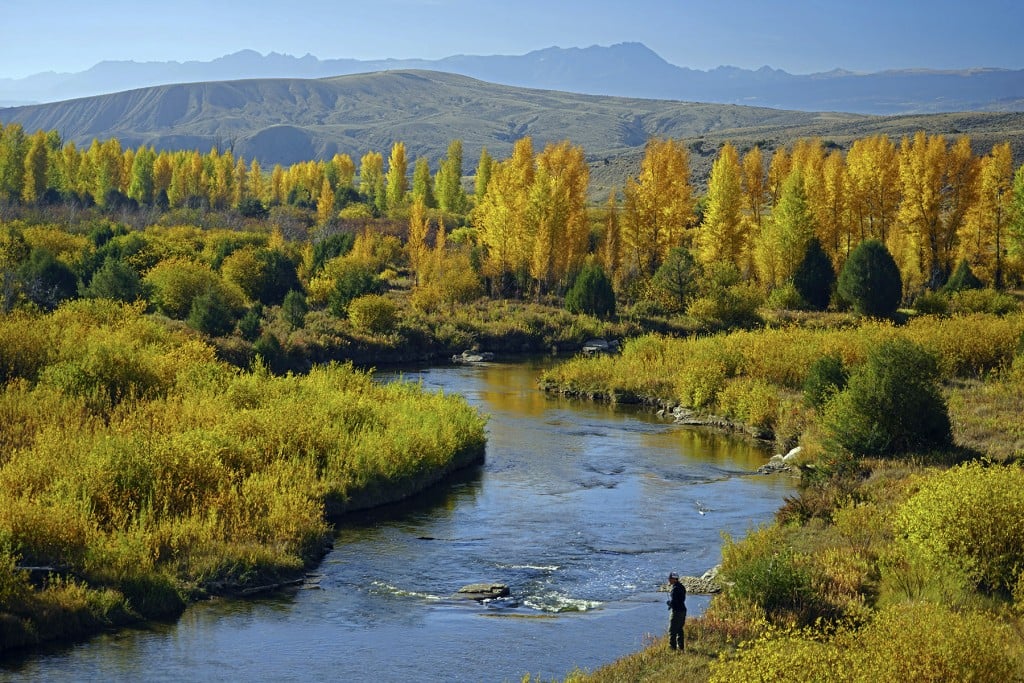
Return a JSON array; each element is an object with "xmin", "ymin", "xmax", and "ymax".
[
  {"xmin": 542, "ymin": 314, "xmax": 1024, "ymax": 443},
  {"xmin": 0, "ymin": 300, "xmax": 486, "ymax": 652}
]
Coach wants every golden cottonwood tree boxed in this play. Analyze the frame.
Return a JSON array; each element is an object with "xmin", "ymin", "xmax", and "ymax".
[
  {"xmin": 754, "ymin": 170, "xmax": 816, "ymax": 289},
  {"xmin": 411, "ymin": 157, "xmax": 435, "ymax": 208},
  {"xmin": 385, "ymin": 142, "xmax": 409, "ymax": 213},
  {"xmin": 816, "ymin": 151, "xmax": 850, "ymax": 268},
  {"xmin": 697, "ymin": 142, "xmax": 744, "ymax": 271},
  {"xmin": 474, "ymin": 147, "xmax": 494, "ymax": 205},
  {"xmin": 21, "ymin": 130, "xmax": 48, "ymax": 205},
  {"xmin": 621, "ymin": 138, "xmax": 695, "ymax": 278},
  {"xmin": 897, "ymin": 132, "xmax": 979, "ymax": 290},
  {"xmin": 359, "ymin": 152, "xmax": 384, "ymax": 213},
  {"xmin": 846, "ymin": 135, "xmax": 900, "ymax": 246},
  {"xmin": 435, "ymin": 139, "xmax": 466, "ymax": 214},
  {"xmin": 528, "ymin": 140, "xmax": 589, "ymax": 293},
  {"xmin": 958, "ymin": 142, "xmax": 1013, "ymax": 287},
  {"xmin": 407, "ymin": 196, "xmax": 430, "ymax": 284},
  {"xmin": 317, "ymin": 178, "xmax": 335, "ymax": 226},
  {"xmin": 602, "ymin": 190, "xmax": 621, "ymax": 282},
  {"xmin": 767, "ymin": 147, "xmax": 791, "ymax": 206},
  {"xmin": 473, "ymin": 137, "xmax": 534, "ymax": 293}
]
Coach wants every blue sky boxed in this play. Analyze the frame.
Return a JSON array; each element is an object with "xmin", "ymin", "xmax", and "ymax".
[{"xmin": 3, "ymin": 0, "xmax": 1022, "ymax": 79}]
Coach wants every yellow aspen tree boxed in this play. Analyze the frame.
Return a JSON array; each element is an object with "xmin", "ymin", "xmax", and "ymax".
[
  {"xmin": 209, "ymin": 149, "xmax": 234, "ymax": 210},
  {"xmin": 0, "ymin": 124, "xmax": 27, "ymax": 203},
  {"xmin": 248, "ymin": 159, "xmax": 266, "ymax": 205},
  {"xmin": 474, "ymin": 147, "xmax": 494, "ymax": 206},
  {"xmin": 435, "ymin": 216, "xmax": 447, "ymax": 253},
  {"xmin": 790, "ymin": 139, "xmax": 827, "ymax": 243},
  {"xmin": 57, "ymin": 141, "xmax": 81, "ymax": 198},
  {"xmin": 767, "ymin": 147, "xmax": 791, "ymax": 206},
  {"xmin": 621, "ymin": 138, "xmax": 695, "ymax": 278},
  {"xmin": 436, "ymin": 139, "xmax": 467, "ymax": 214},
  {"xmin": 943, "ymin": 136, "xmax": 981, "ymax": 274},
  {"xmin": 741, "ymin": 146, "xmax": 768, "ymax": 275},
  {"xmin": 127, "ymin": 146, "xmax": 157, "ymax": 205},
  {"xmin": 21, "ymin": 130, "xmax": 48, "ymax": 204},
  {"xmin": 153, "ymin": 152, "xmax": 173, "ymax": 201},
  {"xmin": 959, "ymin": 142, "xmax": 1013, "ymax": 287},
  {"xmin": 385, "ymin": 141, "xmax": 409, "ymax": 213},
  {"xmin": 327, "ymin": 153, "xmax": 355, "ymax": 191},
  {"xmin": 527, "ymin": 140, "xmax": 589, "ymax": 293},
  {"xmin": 897, "ymin": 132, "xmax": 947, "ymax": 291},
  {"xmin": 898, "ymin": 132, "xmax": 979, "ymax": 290},
  {"xmin": 232, "ymin": 156, "xmax": 248, "ymax": 208},
  {"xmin": 121, "ymin": 147, "xmax": 135, "ymax": 196},
  {"xmin": 696, "ymin": 142, "xmax": 744, "ymax": 271},
  {"xmin": 602, "ymin": 190, "xmax": 621, "ymax": 283},
  {"xmin": 270, "ymin": 164, "xmax": 286, "ymax": 206},
  {"xmin": 89, "ymin": 138, "xmax": 123, "ymax": 206},
  {"xmin": 817, "ymin": 150, "xmax": 850, "ymax": 269},
  {"xmin": 755, "ymin": 169, "xmax": 816, "ymax": 289},
  {"xmin": 411, "ymin": 157, "xmax": 435, "ymax": 208},
  {"xmin": 359, "ymin": 151, "xmax": 384, "ymax": 213},
  {"xmin": 408, "ymin": 196, "xmax": 430, "ymax": 283},
  {"xmin": 846, "ymin": 135, "xmax": 900, "ymax": 245},
  {"xmin": 473, "ymin": 137, "xmax": 534, "ymax": 294},
  {"xmin": 741, "ymin": 146, "xmax": 768, "ymax": 231},
  {"xmin": 317, "ymin": 178, "xmax": 335, "ymax": 227}
]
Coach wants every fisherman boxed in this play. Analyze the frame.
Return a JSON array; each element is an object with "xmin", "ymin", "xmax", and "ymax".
[{"xmin": 666, "ymin": 572, "xmax": 686, "ymax": 651}]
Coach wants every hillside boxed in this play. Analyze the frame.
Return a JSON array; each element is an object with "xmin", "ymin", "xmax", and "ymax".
[
  {"xmin": 3, "ymin": 43, "xmax": 1024, "ymax": 115},
  {"xmin": 3, "ymin": 70, "xmax": 1024, "ymax": 198}
]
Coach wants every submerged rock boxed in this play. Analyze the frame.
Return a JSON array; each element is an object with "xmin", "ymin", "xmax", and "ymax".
[{"xmin": 454, "ymin": 583, "xmax": 510, "ymax": 601}]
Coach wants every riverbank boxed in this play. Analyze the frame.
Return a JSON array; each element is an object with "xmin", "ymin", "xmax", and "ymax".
[
  {"xmin": 544, "ymin": 315, "xmax": 1024, "ymax": 681},
  {"xmin": 0, "ymin": 301, "xmax": 487, "ymax": 656}
]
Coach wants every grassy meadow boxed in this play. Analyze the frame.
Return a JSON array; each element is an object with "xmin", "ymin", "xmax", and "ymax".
[{"xmin": 0, "ymin": 299, "xmax": 486, "ymax": 652}]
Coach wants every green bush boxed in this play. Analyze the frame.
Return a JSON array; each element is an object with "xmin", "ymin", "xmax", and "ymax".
[
  {"xmin": 565, "ymin": 262, "xmax": 616, "ymax": 319},
  {"xmin": 912, "ymin": 290, "xmax": 949, "ymax": 316},
  {"xmin": 896, "ymin": 462, "xmax": 1024, "ymax": 593},
  {"xmin": 792, "ymin": 236, "xmax": 835, "ymax": 311},
  {"xmin": 347, "ymin": 294, "xmax": 398, "ymax": 335},
  {"xmin": 237, "ymin": 306, "xmax": 262, "ymax": 341},
  {"xmin": 81, "ymin": 257, "xmax": 144, "ymax": 302},
  {"xmin": 766, "ymin": 282, "xmax": 807, "ymax": 311},
  {"xmin": 281, "ymin": 290, "xmax": 308, "ymax": 329},
  {"xmin": 19, "ymin": 248, "xmax": 78, "ymax": 311},
  {"xmin": 837, "ymin": 239, "xmax": 902, "ymax": 318},
  {"xmin": 721, "ymin": 527, "xmax": 817, "ymax": 624},
  {"xmin": 948, "ymin": 288, "xmax": 1019, "ymax": 316},
  {"xmin": 327, "ymin": 260, "xmax": 382, "ymax": 316},
  {"xmin": 187, "ymin": 288, "xmax": 239, "ymax": 337},
  {"xmin": 823, "ymin": 338, "xmax": 952, "ymax": 456},
  {"xmin": 802, "ymin": 353, "xmax": 848, "ymax": 409},
  {"xmin": 651, "ymin": 246, "xmax": 699, "ymax": 312},
  {"xmin": 942, "ymin": 258, "xmax": 983, "ymax": 293}
]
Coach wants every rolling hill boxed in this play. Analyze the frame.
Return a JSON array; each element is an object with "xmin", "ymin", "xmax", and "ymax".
[
  {"xmin": 2, "ymin": 70, "xmax": 1024, "ymax": 198},
  {"xmin": 3, "ymin": 44, "xmax": 1024, "ymax": 115}
]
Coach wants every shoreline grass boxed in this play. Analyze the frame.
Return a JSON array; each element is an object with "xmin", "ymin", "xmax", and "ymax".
[{"xmin": 0, "ymin": 300, "xmax": 487, "ymax": 655}]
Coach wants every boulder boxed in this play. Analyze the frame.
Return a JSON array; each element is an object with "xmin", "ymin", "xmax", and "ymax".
[{"xmin": 454, "ymin": 583, "xmax": 510, "ymax": 601}]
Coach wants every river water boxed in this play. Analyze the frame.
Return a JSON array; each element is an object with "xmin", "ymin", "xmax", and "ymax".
[{"xmin": 2, "ymin": 359, "xmax": 794, "ymax": 682}]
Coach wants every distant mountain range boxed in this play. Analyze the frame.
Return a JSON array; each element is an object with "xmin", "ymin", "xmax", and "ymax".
[{"xmin": 3, "ymin": 43, "xmax": 1024, "ymax": 115}]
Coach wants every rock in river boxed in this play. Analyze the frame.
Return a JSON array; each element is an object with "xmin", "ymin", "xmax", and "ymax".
[{"xmin": 454, "ymin": 583, "xmax": 510, "ymax": 601}]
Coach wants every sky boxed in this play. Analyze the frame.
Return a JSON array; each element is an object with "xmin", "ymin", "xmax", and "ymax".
[{"xmin": 3, "ymin": 0, "xmax": 1023, "ymax": 80}]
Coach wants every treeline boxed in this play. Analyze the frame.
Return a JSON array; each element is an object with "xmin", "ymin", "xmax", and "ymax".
[{"xmin": 2, "ymin": 122, "xmax": 1024, "ymax": 310}]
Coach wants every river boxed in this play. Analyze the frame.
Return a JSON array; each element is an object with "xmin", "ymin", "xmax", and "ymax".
[{"xmin": 1, "ymin": 358, "xmax": 795, "ymax": 682}]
